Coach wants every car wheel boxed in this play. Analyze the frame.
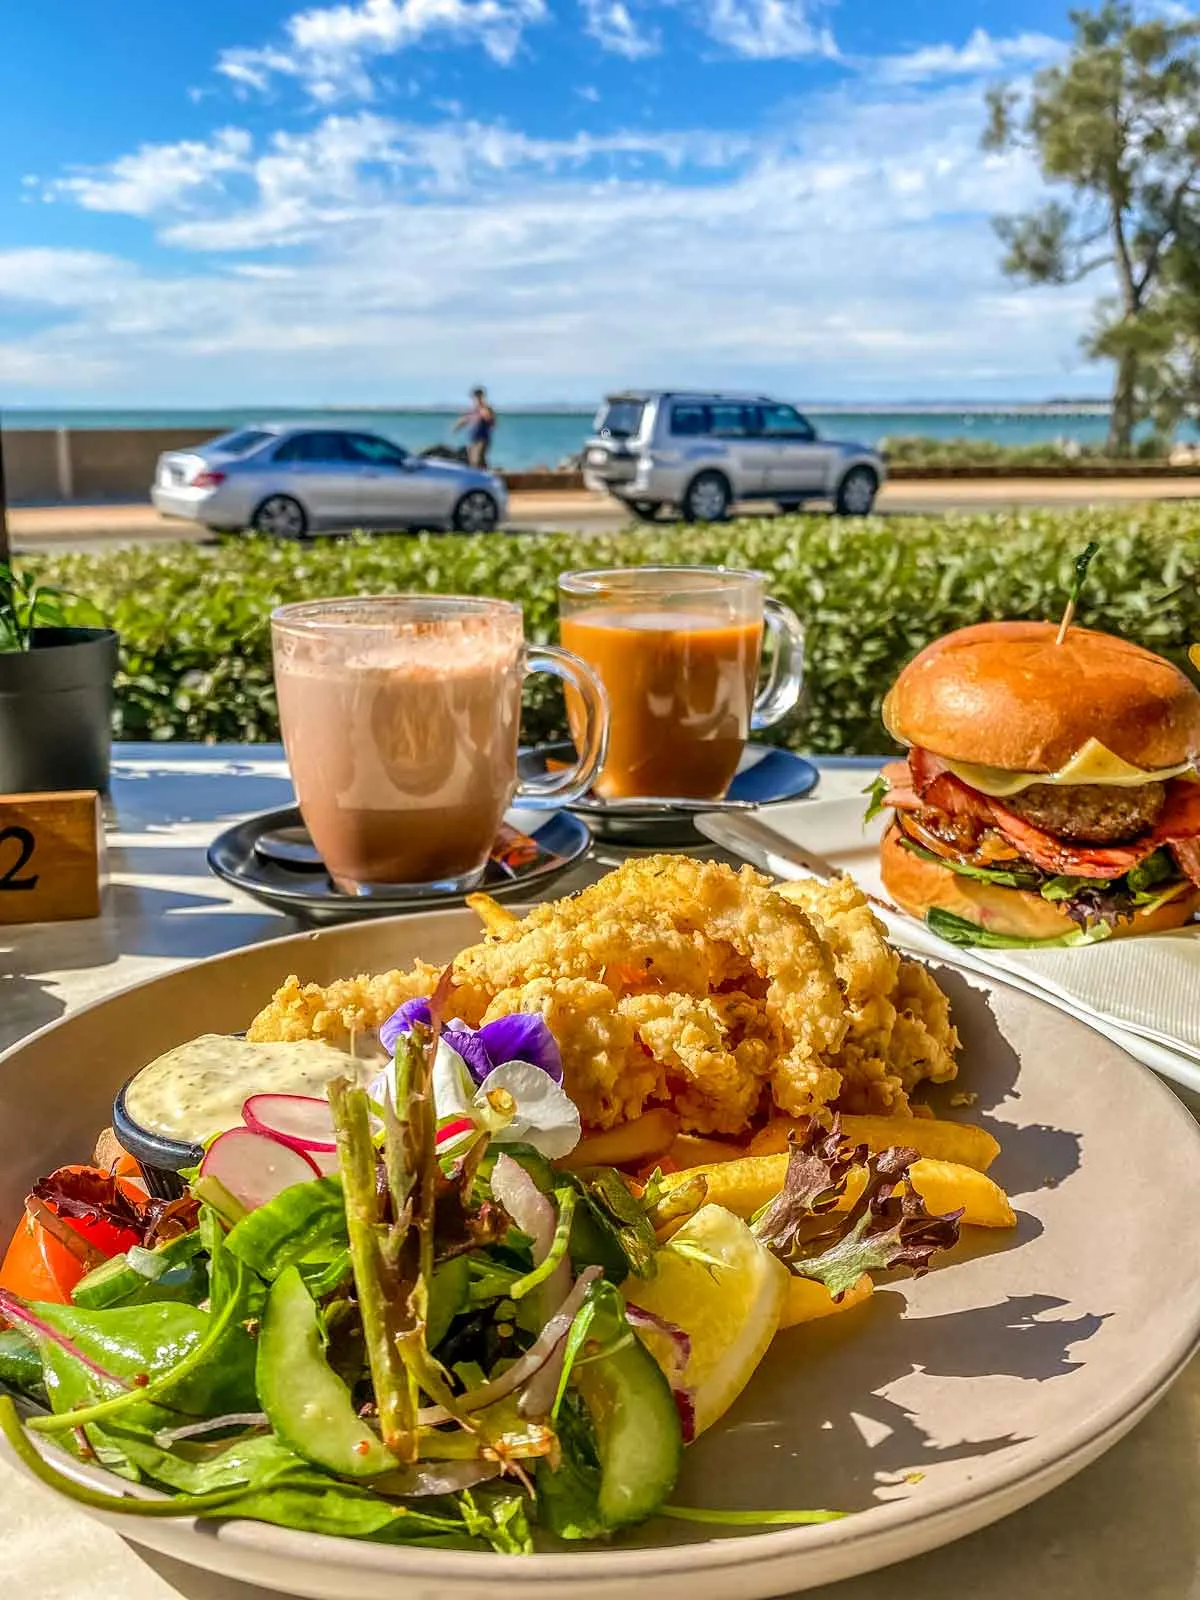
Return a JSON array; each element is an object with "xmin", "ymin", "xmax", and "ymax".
[
  {"xmin": 252, "ymin": 495, "xmax": 309, "ymax": 539},
  {"xmin": 452, "ymin": 490, "xmax": 500, "ymax": 534},
  {"xmin": 835, "ymin": 467, "xmax": 878, "ymax": 516},
  {"xmin": 682, "ymin": 472, "xmax": 731, "ymax": 523}
]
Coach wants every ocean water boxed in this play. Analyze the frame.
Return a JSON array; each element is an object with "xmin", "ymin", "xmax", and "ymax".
[{"xmin": 1, "ymin": 404, "xmax": 1182, "ymax": 472}]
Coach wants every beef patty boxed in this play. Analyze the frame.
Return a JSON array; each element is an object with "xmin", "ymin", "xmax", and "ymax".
[{"xmin": 1002, "ymin": 781, "xmax": 1166, "ymax": 844}]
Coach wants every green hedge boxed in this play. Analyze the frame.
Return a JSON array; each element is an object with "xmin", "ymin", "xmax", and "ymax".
[
  {"xmin": 31, "ymin": 505, "xmax": 1200, "ymax": 753},
  {"xmin": 879, "ymin": 434, "xmax": 1167, "ymax": 467}
]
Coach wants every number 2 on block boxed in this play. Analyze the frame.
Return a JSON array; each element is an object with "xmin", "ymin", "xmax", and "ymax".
[{"xmin": 0, "ymin": 827, "xmax": 39, "ymax": 891}]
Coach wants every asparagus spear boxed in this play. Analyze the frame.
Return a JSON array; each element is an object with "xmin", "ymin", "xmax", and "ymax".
[{"xmin": 328, "ymin": 1076, "xmax": 419, "ymax": 1464}]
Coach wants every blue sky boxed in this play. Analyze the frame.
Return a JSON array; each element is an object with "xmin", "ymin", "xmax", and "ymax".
[{"xmin": 0, "ymin": 0, "xmax": 1161, "ymax": 406}]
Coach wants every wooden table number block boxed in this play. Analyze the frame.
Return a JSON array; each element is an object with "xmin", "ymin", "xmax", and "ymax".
[{"xmin": 0, "ymin": 791, "xmax": 103, "ymax": 924}]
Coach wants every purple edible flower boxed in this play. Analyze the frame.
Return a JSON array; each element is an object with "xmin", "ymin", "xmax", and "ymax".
[{"xmin": 379, "ymin": 998, "xmax": 562, "ymax": 1086}]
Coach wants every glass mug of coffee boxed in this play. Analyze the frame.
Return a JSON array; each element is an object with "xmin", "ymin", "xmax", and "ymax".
[
  {"xmin": 272, "ymin": 595, "xmax": 608, "ymax": 894},
  {"xmin": 558, "ymin": 566, "xmax": 804, "ymax": 801}
]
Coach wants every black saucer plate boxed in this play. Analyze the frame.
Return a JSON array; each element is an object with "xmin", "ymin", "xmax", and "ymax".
[
  {"xmin": 517, "ymin": 742, "xmax": 820, "ymax": 844},
  {"xmin": 207, "ymin": 804, "xmax": 591, "ymax": 923}
]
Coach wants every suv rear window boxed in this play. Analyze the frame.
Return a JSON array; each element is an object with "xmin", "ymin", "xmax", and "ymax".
[
  {"xmin": 208, "ymin": 429, "xmax": 273, "ymax": 456},
  {"xmin": 595, "ymin": 400, "xmax": 645, "ymax": 440}
]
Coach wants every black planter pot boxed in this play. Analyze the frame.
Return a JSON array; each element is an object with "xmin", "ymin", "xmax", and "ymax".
[{"xmin": 0, "ymin": 627, "xmax": 119, "ymax": 794}]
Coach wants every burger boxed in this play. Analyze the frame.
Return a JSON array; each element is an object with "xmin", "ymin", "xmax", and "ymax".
[{"xmin": 872, "ymin": 621, "xmax": 1200, "ymax": 945}]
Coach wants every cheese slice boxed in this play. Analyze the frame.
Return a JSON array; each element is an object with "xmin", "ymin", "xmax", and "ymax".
[{"xmin": 943, "ymin": 738, "xmax": 1198, "ymax": 797}]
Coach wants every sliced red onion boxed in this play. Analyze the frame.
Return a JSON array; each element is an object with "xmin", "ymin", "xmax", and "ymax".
[
  {"xmin": 673, "ymin": 1387, "xmax": 697, "ymax": 1446},
  {"xmin": 419, "ymin": 1267, "xmax": 602, "ymax": 1426},
  {"xmin": 0, "ymin": 1290, "xmax": 130, "ymax": 1389},
  {"xmin": 490, "ymin": 1153, "xmax": 571, "ymax": 1313},
  {"xmin": 200, "ymin": 1128, "xmax": 319, "ymax": 1213},
  {"xmin": 517, "ymin": 1340, "xmax": 568, "ymax": 1421},
  {"xmin": 491, "ymin": 1153, "xmax": 555, "ymax": 1257},
  {"xmin": 242, "ymin": 1094, "xmax": 337, "ymax": 1153},
  {"xmin": 378, "ymin": 1459, "xmax": 501, "ymax": 1497},
  {"xmin": 155, "ymin": 1412, "xmax": 269, "ymax": 1447},
  {"xmin": 436, "ymin": 1116, "xmax": 478, "ymax": 1148},
  {"xmin": 624, "ymin": 1304, "xmax": 693, "ymax": 1376},
  {"xmin": 625, "ymin": 1303, "xmax": 696, "ymax": 1444}
]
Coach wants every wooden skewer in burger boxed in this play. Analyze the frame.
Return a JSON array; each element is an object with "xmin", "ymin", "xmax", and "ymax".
[{"xmin": 872, "ymin": 545, "xmax": 1200, "ymax": 947}]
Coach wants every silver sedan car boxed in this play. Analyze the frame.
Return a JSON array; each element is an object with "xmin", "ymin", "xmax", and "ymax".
[{"xmin": 150, "ymin": 424, "xmax": 508, "ymax": 537}]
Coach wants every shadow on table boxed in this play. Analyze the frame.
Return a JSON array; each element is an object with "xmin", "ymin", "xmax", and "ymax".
[
  {"xmin": 672, "ymin": 1284, "xmax": 1108, "ymax": 1522},
  {"xmin": 3, "ymin": 883, "xmax": 295, "ymax": 984},
  {"xmin": 921, "ymin": 965, "xmax": 1083, "ymax": 1197},
  {"xmin": 109, "ymin": 767, "xmax": 294, "ymax": 831},
  {"xmin": 0, "ymin": 972, "xmax": 67, "ymax": 1052}
]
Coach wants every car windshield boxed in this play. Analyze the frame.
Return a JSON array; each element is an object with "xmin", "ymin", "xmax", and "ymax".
[
  {"xmin": 206, "ymin": 429, "xmax": 274, "ymax": 456},
  {"xmin": 595, "ymin": 399, "xmax": 645, "ymax": 440}
]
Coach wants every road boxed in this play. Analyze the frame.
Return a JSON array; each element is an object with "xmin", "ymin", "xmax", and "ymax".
[{"xmin": 8, "ymin": 478, "xmax": 1200, "ymax": 553}]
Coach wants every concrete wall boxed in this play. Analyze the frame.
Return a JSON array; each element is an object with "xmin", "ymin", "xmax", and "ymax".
[
  {"xmin": 1, "ymin": 428, "xmax": 586, "ymax": 503},
  {"xmin": 3, "ymin": 428, "xmax": 208, "ymax": 504}
]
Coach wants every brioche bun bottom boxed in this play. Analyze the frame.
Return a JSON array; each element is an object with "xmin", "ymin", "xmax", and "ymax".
[{"xmin": 879, "ymin": 822, "xmax": 1200, "ymax": 940}]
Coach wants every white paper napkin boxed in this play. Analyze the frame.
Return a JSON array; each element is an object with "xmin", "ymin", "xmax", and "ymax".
[{"xmin": 982, "ymin": 929, "xmax": 1200, "ymax": 1062}]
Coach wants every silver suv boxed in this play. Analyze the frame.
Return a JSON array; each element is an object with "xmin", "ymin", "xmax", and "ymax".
[{"xmin": 581, "ymin": 391, "xmax": 885, "ymax": 520}]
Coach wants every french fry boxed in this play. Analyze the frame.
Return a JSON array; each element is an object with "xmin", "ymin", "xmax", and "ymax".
[
  {"xmin": 465, "ymin": 892, "xmax": 521, "ymax": 936},
  {"xmin": 557, "ymin": 1108, "xmax": 680, "ymax": 1171},
  {"xmin": 778, "ymin": 1272, "xmax": 873, "ymax": 1329},
  {"xmin": 876, "ymin": 1158, "xmax": 1015, "ymax": 1229},
  {"xmin": 668, "ymin": 1133, "xmax": 746, "ymax": 1169},
  {"xmin": 749, "ymin": 1113, "xmax": 1001, "ymax": 1173},
  {"xmin": 655, "ymin": 1155, "xmax": 790, "ymax": 1219},
  {"xmin": 656, "ymin": 1154, "xmax": 1015, "ymax": 1229}
]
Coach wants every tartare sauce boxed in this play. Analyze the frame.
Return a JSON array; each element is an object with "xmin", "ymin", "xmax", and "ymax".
[{"xmin": 123, "ymin": 1034, "xmax": 370, "ymax": 1145}]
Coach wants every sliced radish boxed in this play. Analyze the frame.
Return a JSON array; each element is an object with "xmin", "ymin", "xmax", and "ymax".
[
  {"xmin": 200, "ymin": 1127, "xmax": 319, "ymax": 1212},
  {"xmin": 308, "ymin": 1148, "xmax": 342, "ymax": 1176},
  {"xmin": 242, "ymin": 1093, "xmax": 337, "ymax": 1153},
  {"xmin": 436, "ymin": 1116, "xmax": 478, "ymax": 1148}
]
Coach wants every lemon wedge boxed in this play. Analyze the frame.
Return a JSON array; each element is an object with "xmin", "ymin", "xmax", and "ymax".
[{"xmin": 625, "ymin": 1203, "xmax": 788, "ymax": 1437}]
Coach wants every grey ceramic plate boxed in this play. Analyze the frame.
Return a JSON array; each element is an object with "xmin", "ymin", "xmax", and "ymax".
[
  {"xmin": 518, "ymin": 742, "xmax": 820, "ymax": 844},
  {"xmin": 206, "ymin": 804, "xmax": 592, "ymax": 921},
  {"xmin": 1, "ymin": 909, "xmax": 1198, "ymax": 1599}
]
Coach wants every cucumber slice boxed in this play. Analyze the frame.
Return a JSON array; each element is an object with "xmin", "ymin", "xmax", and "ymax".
[
  {"xmin": 573, "ymin": 1307, "xmax": 682, "ymax": 1528},
  {"xmin": 257, "ymin": 1265, "xmax": 392, "ymax": 1479},
  {"xmin": 72, "ymin": 1233, "xmax": 207, "ymax": 1309}
]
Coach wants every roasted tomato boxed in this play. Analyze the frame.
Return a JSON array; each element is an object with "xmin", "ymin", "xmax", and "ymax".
[
  {"xmin": 0, "ymin": 1164, "xmax": 148, "ymax": 1308},
  {"xmin": 0, "ymin": 1211, "xmax": 88, "ymax": 1303}
]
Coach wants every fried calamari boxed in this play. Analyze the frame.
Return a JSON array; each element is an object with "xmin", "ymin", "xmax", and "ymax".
[{"xmin": 246, "ymin": 858, "xmax": 959, "ymax": 1136}]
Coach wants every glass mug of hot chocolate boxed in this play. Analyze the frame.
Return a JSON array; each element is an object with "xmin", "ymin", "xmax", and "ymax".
[
  {"xmin": 271, "ymin": 595, "xmax": 608, "ymax": 894},
  {"xmin": 558, "ymin": 566, "xmax": 804, "ymax": 801}
]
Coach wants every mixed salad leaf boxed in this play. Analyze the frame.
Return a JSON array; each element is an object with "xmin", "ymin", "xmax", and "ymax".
[
  {"xmin": 0, "ymin": 1000, "xmax": 964, "ymax": 1552},
  {"xmin": 899, "ymin": 838, "xmax": 1189, "ymax": 941}
]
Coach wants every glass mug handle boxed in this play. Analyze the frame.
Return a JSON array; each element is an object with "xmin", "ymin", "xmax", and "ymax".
[
  {"xmin": 515, "ymin": 645, "xmax": 610, "ymax": 803},
  {"xmin": 751, "ymin": 598, "xmax": 806, "ymax": 732}
]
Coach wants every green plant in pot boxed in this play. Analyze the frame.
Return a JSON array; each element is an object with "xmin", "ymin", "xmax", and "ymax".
[{"xmin": 0, "ymin": 561, "xmax": 119, "ymax": 794}]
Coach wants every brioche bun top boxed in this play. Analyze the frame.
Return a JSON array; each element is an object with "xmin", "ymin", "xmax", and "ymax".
[{"xmin": 882, "ymin": 621, "xmax": 1200, "ymax": 774}]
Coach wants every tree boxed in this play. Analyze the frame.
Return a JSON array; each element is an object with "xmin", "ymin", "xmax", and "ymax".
[{"xmin": 983, "ymin": 3, "xmax": 1200, "ymax": 455}]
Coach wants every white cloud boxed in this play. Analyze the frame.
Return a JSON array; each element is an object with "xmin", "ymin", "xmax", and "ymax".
[
  {"xmin": 218, "ymin": 0, "xmax": 548, "ymax": 102},
  {"xmin": 45, "ymin": 111, "xmax": 753, "ymax": 251},
  {"xmin": 688, "ymin": 0, "xmax": 837, "ymax": 60},
  {"xmin": 576, "ymin": 84, "xmax": 601, "ymax": 101},
  {"xmin": 0, "ymin": 248, "xmax": 137, "ymax": 306},
  {"xmin": 44, "ymin": 128, "xmax": 252, "ymax": 215},
  {"xmin": 580, "ymin": 0, "xmax": 658, "ymax": 59},
  {"xmin": 876, "ymin": 28, "xmax": 1064, "ymax": 85},
  {"xmin": 10, "ymin": 76, "xmax": 1108, "ymax": 407}
]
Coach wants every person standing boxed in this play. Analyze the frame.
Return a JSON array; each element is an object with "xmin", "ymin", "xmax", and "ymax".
[{"xmin": 454, "ymin": 387, "xmax": 496, "ymax": 469}]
